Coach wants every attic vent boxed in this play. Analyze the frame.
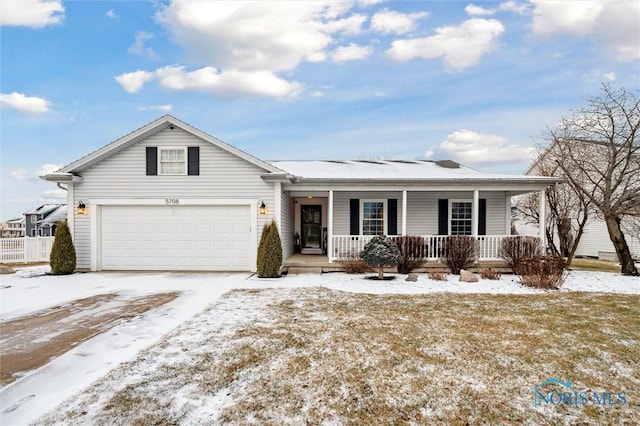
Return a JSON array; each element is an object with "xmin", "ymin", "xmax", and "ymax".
[{"xmin": 435, "ymin": 160, "xmax": 460, "ymax": 169}]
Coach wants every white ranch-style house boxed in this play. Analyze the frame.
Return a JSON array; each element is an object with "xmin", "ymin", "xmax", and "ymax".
[{"xmin": 43, "ymin": 115, "xmax": 559, "ymax": 272}]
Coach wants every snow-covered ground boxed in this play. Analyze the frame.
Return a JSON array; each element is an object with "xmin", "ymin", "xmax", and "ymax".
[{"xmin": 0, "ymin": 266, "xmax": 638, "ymax": 424}]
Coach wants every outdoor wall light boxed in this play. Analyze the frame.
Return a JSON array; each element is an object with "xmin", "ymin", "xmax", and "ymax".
[
  {"xmin": 259, "ymin": 201, "xmax": 266, "ymax": 215},
  {"xmin": 77, "ymin": 201, "xmax": 87, "ymax": 215}
]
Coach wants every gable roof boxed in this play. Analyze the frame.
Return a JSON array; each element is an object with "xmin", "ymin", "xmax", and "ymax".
[
  {"xmin": 271, "ymin": 160, "xmax": 561, "ymax": 185},
  {"xmin": 24, "ymin": 204, "xmax": 63, "ymax": 216},
  {"xmin": 56, "ymin": 115, "xmax": 283, "ymax": 175},
  {"xmin": 37, "ymin": 205, "xmax": 67, "ymax": 226}
]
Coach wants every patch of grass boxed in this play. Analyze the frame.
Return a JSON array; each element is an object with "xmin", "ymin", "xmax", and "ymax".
[
  {"xmin": 570, "ymin": 258, "xmax": 621, "ymax": 272},
  {"xmin": 39, "ymin": 288, "xmax": 640, "ymax": 425}
]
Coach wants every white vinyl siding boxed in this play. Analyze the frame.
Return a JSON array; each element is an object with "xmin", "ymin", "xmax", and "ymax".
[
  {"xmin": 280, "ymin": 192, "xmax": 294, "ymax": 258},
  {"xmin": 333, "ymin": 191, "xmax": 402, "ymax": 235},
  {"xmin": 404, "ymin": 191, "xmax": 506, "ymax": 235},
  {"xmin": 72, "ymin": 127, "xmax": 274, "ymax": 270}
]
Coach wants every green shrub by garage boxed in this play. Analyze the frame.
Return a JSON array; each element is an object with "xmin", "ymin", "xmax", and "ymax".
[
  {"xmin": 257, "ymin": 220, "xmax": 283, "ymax": 278},
  {"xmin": 49, "ymin": 221, "xmax": 76, "ymax": 275}
]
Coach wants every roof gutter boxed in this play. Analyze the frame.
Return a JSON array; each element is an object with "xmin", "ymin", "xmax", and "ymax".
[{"xmin": 41, "ymin": 172, "xmax": 84, "ymax": 184}]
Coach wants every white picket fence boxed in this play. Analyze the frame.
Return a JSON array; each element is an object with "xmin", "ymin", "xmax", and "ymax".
[{"xmin": 0, "ymin": 237, "xmax": 55, "ymax": 263}]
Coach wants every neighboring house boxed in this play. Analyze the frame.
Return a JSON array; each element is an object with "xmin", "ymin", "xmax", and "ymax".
[
  {"xmin": 0, "ymin": 217, "xmax": 25, "ymax": 238},
  {"xmin": 42, "ymin": 115, "xmax": 559, "ymax": 272},
  {"xmin": 526, "ymin": 140, "xmax": 640, "ymax": 260},
  {"xmin": 24, "ymin": 204, "xmax": 67, "ymax": 237}
]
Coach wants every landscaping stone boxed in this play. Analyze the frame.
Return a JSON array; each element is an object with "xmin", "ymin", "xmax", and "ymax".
[
  {"xmin": 405, "ymin": 273, "xmax": 418, "ymax": 282},
  {"xmin": 459, "ymin": 269, "xmax": 478, "ymax": 283},
  {"xmin": 0, "ymin": 266, "xmax": 16, "ymax": 274}
]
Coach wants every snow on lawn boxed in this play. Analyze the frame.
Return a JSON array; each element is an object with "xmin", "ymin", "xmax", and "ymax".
[{"xmin": 0, "ymin": 266, "xmax": 638, "ymax": 425}]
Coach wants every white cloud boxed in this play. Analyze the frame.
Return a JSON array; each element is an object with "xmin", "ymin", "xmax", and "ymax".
[
  {"xmin": 128, "ymin": 31, "xmax": 157, "ymax": 59},
  {"xmin": 121, "ymin": 1, "xmax": 380, "ymax": 99},
  {"xmin": 311, "ymin": 91, "xmax": 325, "ymax": 98},
  {"xmin": 137, "ymin": 104, "xmax": 173, "ymax": 112},
  {"xmin": 370, "ymin": 8, "xmax": 428, "ymax": 34},
  {"xmin": 156, "ymin": 66, "xmax": 301, "ymax": 98},
  {"xmin": 155, "ymin": 1, "xmax": 358, "ymax": 72},
  {"xmin": 10, "ymin": 169, "xmax": 29, "ymax": 180},
  {"xmin": 106, "ymin": 9, "xmax": 118, "ymax": 19},
  {"xmin": 0, "ymin": 92, "xmax": 51, "ymax": 113},
  {"xmin": 331, "ymin": 43, "xmax": 373, "ymax": 62},
  {"xmin": 357, "ymin": 0, "xmax": 384, "ymax": 6},
  {"xmin": 531, "ymin": 0, "xmax": 640, "ymax": 61},
  {"xmin": 499, "ymin": 1, "xmax": 529, "ymax": 15},
  {"xmin": 115, "ymin": 70, "xmax": 155, "ymax": 93},
  {"xmin": 434, "ymin": 129, "xmax": 535, "ymax": 165},
  {"xmin": 38, "ymin": 163, "xmax": 63, "ymax": 177},
  {"xmin": 41, "ymin": 188, "xmax": 67, "ymax": 200},
  {"xmin": 387, "ymin": 18, "xmax": 505, "ymax": 69},
  {"xmin": 465, "ymin": 2, "xmax": 529, "ymax": 16},
  {"xmin": 465, "ymin": 4, "xmax": 494, "ymax": 16},
  {"xmin": 0, "ymin": 0, "xmax": 64, "ymax": 27}
]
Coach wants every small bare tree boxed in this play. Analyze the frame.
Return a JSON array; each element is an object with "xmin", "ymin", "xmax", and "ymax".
[
  {"xmin": 546, "ymin": 84, "xmax": 639, "ymax": 275},
  {"xmin": 518, "ymin": 148, "xmax": 593, "ymax": 266}
]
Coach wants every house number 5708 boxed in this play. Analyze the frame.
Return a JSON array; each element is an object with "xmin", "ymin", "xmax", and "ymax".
[{"xmin": 165, "ymin": 198, "xmax": 179, "ymax": 204}]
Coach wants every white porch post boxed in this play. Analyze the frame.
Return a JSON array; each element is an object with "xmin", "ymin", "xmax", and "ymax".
[
  {"xmin": 505, "ymin": 194, "xmax": 512, "ymax": 235},
  {"xmin": 401, "ymin": 190, "xmax": 407, "ymax": 235},
  {"xmin": 539, "ymin": 188, "xmax": 546, "ymax": 249},
  {"xmin": 328, "ymin": 190, "xmax": 334, "ymax": 263},
  {"xmin": 472, "ymin": 190, "xmax": 479, "ymax": 236}
]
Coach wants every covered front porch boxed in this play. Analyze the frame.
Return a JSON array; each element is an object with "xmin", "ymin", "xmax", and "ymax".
[
  {"xmin": 280, "ymin": 187, "xmax": 547, "ymax": 263},
  {"xmin": 268, "ymin": 159, "xmax": 556, "ymax": 269}
]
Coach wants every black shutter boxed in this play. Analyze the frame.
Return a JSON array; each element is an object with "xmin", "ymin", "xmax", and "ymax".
[
  {"xmin": 388, "ymin": 199, "xmax": 397, "ymax": 235},
  {"xmin": 350, "ymin": 199, "xmax": 359, "ymax": 235},
  {"xmin": 188, "ymin": 147, "xmax": 200, "ymax": 176},
  {"xmin": 479, "ymin": 198, "xmax": 486, "ymax": 235},
  {"xmin": 146, "ymin": 147, "xmax": 157, "ymax": 176},
  {"xmin": 438, "ymin": 199, "xmax": 448, "ymax": 235}
]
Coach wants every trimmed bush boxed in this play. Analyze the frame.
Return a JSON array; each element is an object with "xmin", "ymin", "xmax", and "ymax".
[
  {"xmin": 480, "ymin": 268, "xmax": 502, "ymax": 280},
  {"xmin": 337, "ymin": 258, "xmax": 371, "ymax": 274},
  {"xmin": 428, "ymin": 270, "xmax": 448, "ymax": 281},
  {"xmin": 360, "ymin": 235, "xmax": 400, "ymax": 280},
  {"xmin": 516, "ymin": 255, "xmax": 567, "ymax": 289},
  {"xmin": 257, "ymin": 220, "xmax": 283, "ymax": 278},
  {"xmin": 49, "ymin": 221, "xmax": 76, "ymax": 275},
  {"xmin": 441, "ymin": 236, "xmax": 478, "ymax": 275},
  {"xmin": 498, "ymin": 236, "xmax": 543, "ymax": 271},
  {"xmin": 392, "ymin": 236, "xmax": 426, "ymax": 274}
]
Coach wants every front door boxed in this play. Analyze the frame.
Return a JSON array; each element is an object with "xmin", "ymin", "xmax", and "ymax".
[{"xmin": 301, "ymin": 205, "xmax": 322, "ymax": 249}]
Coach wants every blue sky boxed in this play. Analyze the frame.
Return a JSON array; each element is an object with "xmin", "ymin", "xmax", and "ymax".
[{"xmin": 1, "ymin": 0, "xmax": 639, "ymax": 220}]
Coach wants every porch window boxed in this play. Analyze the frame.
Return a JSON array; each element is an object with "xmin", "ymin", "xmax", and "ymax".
[
  {"xmin": 449, "ymin": 200, "xmax": 472, "ymax": 235},
  {"xmin": 361, "ymin": 200, "xmax": 386, "ymax": 235},
  {"xmin": 158, "ymin": 148, "xmax": 186, "ymax": 175}
]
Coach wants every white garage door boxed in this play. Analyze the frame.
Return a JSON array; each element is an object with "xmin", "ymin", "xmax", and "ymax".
[{"xmin": 101, "ymin": 205, "xmax": 251, "ymax": 271}]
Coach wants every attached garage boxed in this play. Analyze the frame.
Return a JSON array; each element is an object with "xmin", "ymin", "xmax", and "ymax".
[{"xmin": 100, "ymin": 204, "xmax": 252, "ymax": 271}]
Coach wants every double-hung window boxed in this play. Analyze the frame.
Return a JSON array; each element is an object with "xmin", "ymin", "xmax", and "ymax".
[
  {"xmin": 361, "ymin": 200, "xmax": 386, "ymax": 235},
  {"xmin": 159, "ymin": 148, "xmax": 187, "ymax": 175},
  {"xmin": 450, "ymin": 200, "xmax": 472, "ymax": 235}
]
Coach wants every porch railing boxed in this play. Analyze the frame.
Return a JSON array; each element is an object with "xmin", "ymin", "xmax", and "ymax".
[
  {"xmin": 0, "ymin": 237, "xmax": 55, "ymax": 263},
  {"xmin": 330, "ymin": 235, "xmax": 515, "ymax": 262}
]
